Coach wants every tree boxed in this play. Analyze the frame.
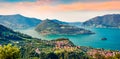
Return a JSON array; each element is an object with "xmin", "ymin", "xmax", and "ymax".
[
  {"xmin": 0, "ymin": 44, "xmax": 20, "ymax": 59},
  {"xmin": 114, "ymin": 54, "xmax": 120, "ymax": 59},
  {"xmin": 47, "ymin": 53, "xmax": 59, "ymax": 59},
  {"xmin": 95, "ymin": 53, "xmax": 105, "ymax": 59}
]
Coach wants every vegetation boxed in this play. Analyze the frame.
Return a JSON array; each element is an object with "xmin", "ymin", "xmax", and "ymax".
[
  {"xmin": 35, "ymin": 19, "xmax": 94, "ymax": 35},
  {"xmin": 0, "ymin": 38, "xmax": 120, "ymax": 59},
  {"xmin": 0, "ymin": 44, "xmax": 20, "ymax": 59},
  {"xmin": 83, "ymin": 14, "xmax": 120, "ymax": 28},
  {"xmin": 0, "ymin": 24, "xmax": 120, "ymax": 59},
  {"xmin": 0, "ymin": 14, "xmax": 41, "ymax": 29}
]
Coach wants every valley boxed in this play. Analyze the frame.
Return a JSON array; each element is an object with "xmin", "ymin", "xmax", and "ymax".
[{"xmin": 0, "ymin": 14, "xmax": 120, "ymax": 59}]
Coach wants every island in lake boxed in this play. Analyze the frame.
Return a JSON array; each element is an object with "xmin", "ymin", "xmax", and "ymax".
[{"xmin": 35, "ymin": 19, "xmax": 94, "ymax": 35}]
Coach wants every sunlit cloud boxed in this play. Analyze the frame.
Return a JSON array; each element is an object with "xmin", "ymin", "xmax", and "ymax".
[
  {"xmin": 0, "ymin": 0, "xmax": 120, "ymax": 22},
  {"xmin": 0, "ymin": 1, "xmax": 120, "ymax": 11},
  {"xmin": 0, "ymin": 0, "xmax": 36, "ymax": 2}
]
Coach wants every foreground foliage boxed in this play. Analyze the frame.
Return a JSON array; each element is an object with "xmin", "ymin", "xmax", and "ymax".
[
  {"xmin": 0, "ymin": 44, "xmax": 20, "ymax": 59},
  {"xmin": 0, "ymin": 38, "xmax": 120, "ymax": 59}
]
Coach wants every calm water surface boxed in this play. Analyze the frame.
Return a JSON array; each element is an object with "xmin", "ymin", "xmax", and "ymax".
[{"xmin": 18, "ymin": 28, "xmax": 120, "ymax": 50}]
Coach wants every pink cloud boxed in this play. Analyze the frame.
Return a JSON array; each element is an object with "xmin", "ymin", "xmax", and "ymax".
[
  {"xmin": 54, "ymin": 1, "xmax": 120, "ymax": 11},
  {"xmin": 36, "ymin": 0, "xmax": 55, "ymax": 5},
  {"xmin": 0, "ymin": 0, "xmax": 120, "ymax": 13}
]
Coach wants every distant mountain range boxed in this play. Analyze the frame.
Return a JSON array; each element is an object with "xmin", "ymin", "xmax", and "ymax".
[
  {"xmin": 68, "ymin": 22, "xmax": 82, "ymax": 27},
  {"xmin": 0, "ymin": 14, "xmax": 41, "ymax": 29},
  {"xmin": 51, "ymin": 19, "xmax": 68, "ymax": 25},
  {"xmin": 35, "ymin": 19, "xmax": 94, "ymax": 35},
  {"xmin": 46, "ymin": 19, "xmax": 82, "ymax": 27},
  {"xmin": 83, "ymin": 14, "xmax": 120, "ymax": 28},
  {"xmin": 0, "ymin": 14, "xmax": 120, "ymax": 30},
  {"xmin": 0, "ymin": 14, "xmax": 81, "ymax": 30}
]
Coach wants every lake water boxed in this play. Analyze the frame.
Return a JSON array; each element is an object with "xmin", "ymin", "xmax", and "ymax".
[{"xmin": 17, "ymin": 28, "xmax": 120, "ymax": 50}]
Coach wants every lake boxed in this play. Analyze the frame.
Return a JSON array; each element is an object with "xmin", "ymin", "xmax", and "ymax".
[{"xmin": 17, "ymin": 28, "xmax": 120, "ymax": 50}]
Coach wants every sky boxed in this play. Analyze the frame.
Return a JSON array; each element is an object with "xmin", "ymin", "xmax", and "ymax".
[{"xmin": 0, "ymin": 0, "xmax": 120, "ymax": 22}]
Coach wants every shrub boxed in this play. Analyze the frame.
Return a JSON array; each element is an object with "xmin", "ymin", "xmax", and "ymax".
[{"xmin": 0, "ymin": 44, "xmax": 20, "ymax": 59}]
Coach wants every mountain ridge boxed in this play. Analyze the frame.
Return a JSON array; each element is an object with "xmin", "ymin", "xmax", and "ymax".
[
  {"xmin": 1, "ymin": 14, "xmax": 120, "ymax": 29},
  {"xmin": 0, "ymin": 24, "xmax": 34, "ymax": 44},
  {"xmin": 0, "ymin": 14, "xmax": 41, "ymax": 29},
  {"xmin": 35, "ymin": 19, "xmax": 94, "ymax": 35},
  {"xmin": 83, "ymin": 14, "xmax": 120, "ymax": 28}
]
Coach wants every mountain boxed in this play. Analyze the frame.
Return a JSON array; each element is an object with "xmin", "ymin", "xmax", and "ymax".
[
  {"xmin": 83, "ymin": 14, "xmax": 120, "ymax": 28},
  {"xmin": 68, "ymin": 22, "xmax": 82, "ymax": 27},
  {"xmin": 51, "ymin": 19, "xmax": 68, "ymax": 25},
  {"xmin": 35, "ymin": 19, "xmax": 94, "ymax": 35},
  {"xmin": 43, "ymin": 19, "xmax": 82, "ymax": 27},
  {"xmin": 0, "ymin": 14, "xmax": 41, "ymax": 29},
  {"xmin": 0, "ymin": 24, "xmax": 33, "ymax": 44}
]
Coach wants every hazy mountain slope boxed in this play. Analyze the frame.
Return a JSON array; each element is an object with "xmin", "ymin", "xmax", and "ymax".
[
  {"xmin": 83, "ymin": 14, "xmax": 120, "ymax": 28},
  {"xmin": 51, "ymin": 19, "xmax": 68, "ymax": 25},
  {"xmin": 51, "ymin": 19, "xmax": 82, "ymax": 27},
  {"xmin": 68, "ymin": 22, "xmax": 82, "ymax": 27},
  {"xmin": 0, "ymin": 14, "xmax": 41, "ymax": 29},
  {"xmin": 35, "ymin": 19, "xmax": 94, "ymax": 35},
  {"xmin": 0, "ymin": 24, "xmax": 33, "ymax": 43}
]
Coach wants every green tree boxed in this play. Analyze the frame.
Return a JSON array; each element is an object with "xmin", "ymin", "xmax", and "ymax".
[
  {"xmin": 0, "ymin": 44, "xmax": 20, "ymax": 59},
  {"xmin": 114, "ymin": 54, "xmax": 120, "ymax": 59},
  {"xmin": 95, "ymin": 53, "xmax": 105, "ymax": 59},
  {"xmin": 105, "ymin": 56, "xmax": 115, "ymax": 59},
  {"xmin": 47, "ymin": 53, "xmax": 59, "ymax": 59},
  {"xmin": 39, "ymin": 52, "xmax": 47, "ymax": 59}
]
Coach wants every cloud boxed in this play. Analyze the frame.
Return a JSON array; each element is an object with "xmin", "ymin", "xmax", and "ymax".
[
  {"xmin": 21, "ymin": 1, "xmax": 120, "ymax": 11},
  {"xmin": 54, "ymin": 1, "xmax": 120, "ymax": 11},
  {"xmin": 35, "ymin": 0, "xmax": 119, "ymax": 4},
  {"xmin": 0, "ymin": 0, "xmax": 120, "ymax": 12},
  {"xmin": 0, "ymin": 0, "xmax": 36, "ymax": 2},
  {"xmin": 0, "ymin": 0, "xmax": 120, "ymax": 22}
]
